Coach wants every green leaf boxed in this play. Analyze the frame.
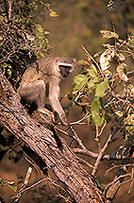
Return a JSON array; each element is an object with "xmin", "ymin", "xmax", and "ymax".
[
  {"xmin": 88, "ymin": 77, "xmax": 99, "ymax": 88},
  {"xmin": 91, "ymin": 64, "xmax": 97, "ymax": 74},
  {"xmin": 95, "ymin": 80, "xmax": 109, "ymax": 97},
  {"xmin": 73, "ymin": 74, "xmax": 88, "ymax": 93},
  {"xmin": 34, "ymin": 24, "xmax": 49, "ymax": 50},
  {"xmin": 88, "ymin": 64, "xmax": 97, "ymax": 78},
  {"xmin": 77, "ymin": 60, "xmax": 89, "ymax": 66},
  {"xmin": 99, "ymin": 97, "xmax": 104, "ymax": 109},
  {"xmin": 91, "ymin": 97, "xmax": 105, "ymax": 126}
]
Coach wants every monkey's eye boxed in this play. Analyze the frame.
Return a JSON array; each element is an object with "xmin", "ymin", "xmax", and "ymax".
[{"xmin": 59, "ymin": 65, "xmax": 72, "ymax": 78}]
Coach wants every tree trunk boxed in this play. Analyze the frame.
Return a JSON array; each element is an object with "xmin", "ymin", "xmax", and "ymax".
[{"xmin": 0, "ymin": 70, "xmax": 104, "ymax": 203}]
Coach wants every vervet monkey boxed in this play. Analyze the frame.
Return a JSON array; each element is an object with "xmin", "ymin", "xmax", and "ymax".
[{"xmin": 18, "ymin": 56, "xmax": 76, "ymax": 126}]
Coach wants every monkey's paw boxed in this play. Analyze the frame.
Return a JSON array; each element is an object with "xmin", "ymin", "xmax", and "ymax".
[
  {"xmin": 37, "ymin": 108, "xmax": 55, "ymax": 123},
  {"xmin": 60, "ymin": 114, "xmax": 69, "ymax": 127}
]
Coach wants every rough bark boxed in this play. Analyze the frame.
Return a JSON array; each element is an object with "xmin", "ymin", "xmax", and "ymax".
[{"xmin": 0, "ymin": 70, "xmax": 104, "ymax": 203}]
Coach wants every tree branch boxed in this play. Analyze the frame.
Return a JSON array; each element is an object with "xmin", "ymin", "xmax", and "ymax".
[{"xmin": 0, "ymin": 70, "xmax": 104, "ymax": 203}]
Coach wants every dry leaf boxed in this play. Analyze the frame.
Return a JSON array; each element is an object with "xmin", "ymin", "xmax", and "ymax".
[
  {"xmin": 100, "ymin": 48, "xmax": 115, "ymax": 71},
  {"xmin": 100, "ymin": 30, "xmax": 119, "ymax": 39},
  {"xmin": 103, "ymin": 44, "xmax": 114, "ymax": 49},
  {"xmin": 116, "ymin": 53, "xmax": 125, "ymax": 61},
  {"xmin": 117, "ymin": 63, "xmax": 128, "ymax": 81}
]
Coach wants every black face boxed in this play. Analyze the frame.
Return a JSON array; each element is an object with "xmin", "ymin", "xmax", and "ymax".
[{"xmin": 59, "ymin": 65, "xmax": 72, "ymax": 78}]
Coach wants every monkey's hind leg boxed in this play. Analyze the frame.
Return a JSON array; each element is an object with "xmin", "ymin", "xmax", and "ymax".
[
  {"xmin": 19, "ymin": 80, "xmax": 46, "ymax": 107},
  {"xmin": 19, "ymin": 80, "xmax": 55, "ymax": 122}
]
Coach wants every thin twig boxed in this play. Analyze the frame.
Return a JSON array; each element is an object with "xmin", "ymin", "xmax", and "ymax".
[
  {"xmin": 11, "ymin": 166, "xmax": 33, "ymax": 202},
  {"xmin": 81, "ymin": 45, "xmax": 105, "ymax": 78},
  {"xmin": 70, "ymin": 126, "xmax": 87, "ymax": 150},
  {"xmin": 91, "ymin": 115, "xmax": 124, "ymax": 176},
  {"xmin": 8, "ymin": 1, "xmax": 12, "ymax": 20},
  {"xmin": 105, "ymin": 163, "xmax": 134, "ymax": 175}
]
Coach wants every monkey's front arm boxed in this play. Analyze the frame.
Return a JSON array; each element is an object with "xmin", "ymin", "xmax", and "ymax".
[{"xmin": 49, "ymin": 79, "xmax": 68, "ymax": 126}]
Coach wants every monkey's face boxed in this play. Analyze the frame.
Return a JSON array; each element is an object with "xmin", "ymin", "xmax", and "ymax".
[
  {"xmin": 56, "ymin": 57, "xmax": 76, "ymax": 78},
  {"xmin": 59, "ymin": 65, "xmax": 73, "ymax": 78}
]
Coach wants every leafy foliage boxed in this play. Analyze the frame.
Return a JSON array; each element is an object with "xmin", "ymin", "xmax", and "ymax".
[
  {"xmin": 72, "ymin": 30, "xmax": 134, "ymax": 130},
  {"xmin": 0, "ymin": 0, "xmax": 57, "ymax": 88},
  {"xmin": 91, "ymin": 97, "xmax": 105, "ymax": 127},
  {"xmin": 0, "ymin": 2, "xmax": 57, "ymax": 200},
  {"xmin": 0, "ymin": 0, "xmax": 56, "ymax": 164}
]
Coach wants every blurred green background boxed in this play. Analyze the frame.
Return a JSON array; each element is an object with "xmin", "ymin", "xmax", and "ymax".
[{"xmin": 36, "ymin": 0, "xmax": 134, "ymax": 59}]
